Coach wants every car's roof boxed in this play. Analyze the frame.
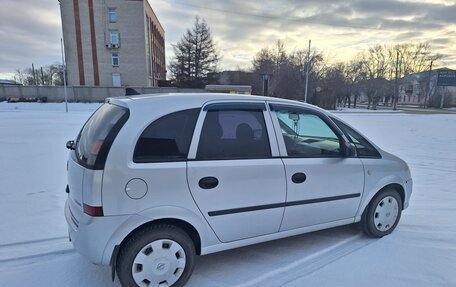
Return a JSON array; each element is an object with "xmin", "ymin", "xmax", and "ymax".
[{"xmin": 109, "ymin": 93, "xmax": 330, "ymax": 115}]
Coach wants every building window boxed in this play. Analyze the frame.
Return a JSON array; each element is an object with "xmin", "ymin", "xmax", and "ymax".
[
  {"xmin": 110, "ymin": 31, "xmax": 119, "ymax": 44},
  {"xmin": 112, "ymin": 73, "xmax": 121, "ymax": 87},
  {"xmin": 112, "ymin": 53, "xmax": 119, "ymax": 67},
  {"xmin": 108, "ymin": 8, "xmax": 117, "ymax": 23}
]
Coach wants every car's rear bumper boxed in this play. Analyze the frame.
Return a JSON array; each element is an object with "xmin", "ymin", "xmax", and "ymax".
[{"xmin": 64, "ymin": 199, "xmax": 130, "ymax": 265}]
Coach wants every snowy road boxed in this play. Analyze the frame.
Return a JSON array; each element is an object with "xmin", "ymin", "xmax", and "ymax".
[{"xmin": 0, "ymin": 103, "xmax": 455, "ymax": 286}]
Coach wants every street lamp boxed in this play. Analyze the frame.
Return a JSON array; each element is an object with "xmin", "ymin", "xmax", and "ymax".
[{"xmin": 59, "ymin": 0, "xmax": 68, "ymax": 112}]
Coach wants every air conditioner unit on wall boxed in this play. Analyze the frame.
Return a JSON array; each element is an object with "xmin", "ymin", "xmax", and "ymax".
[
  {"xmin": 106, "ymin": 43, "xmax": 113, "ymax": 48},
  {"xmin": 112, "ymin": 44, "xmax": 119, "ymax": 49}
]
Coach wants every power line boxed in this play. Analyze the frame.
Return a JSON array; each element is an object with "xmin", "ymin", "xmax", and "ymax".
[{"xmin": 162, "ymin": 0, "xmax": 388, "ymax": 31}]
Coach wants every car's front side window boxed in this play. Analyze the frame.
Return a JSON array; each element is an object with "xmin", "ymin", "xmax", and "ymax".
[
  {"xmin": 274, "ymin": 109, "xmax": 342, "ymax": 157},
  {"xmin": 332, "ymin": 117, "xmax": 381, "ymax": 158},
  {"xmin": 196, "ymin": 109, "xmax": 271, "ymax": 160}
]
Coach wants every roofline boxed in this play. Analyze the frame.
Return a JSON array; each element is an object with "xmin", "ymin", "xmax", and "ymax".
[
  {"xmin": 143, "ymin": 0, "xmax": 164, "ymax": 34},
  {"xmin": 107, "ymin": 93, "xmax": 328, "ymax": 114}
]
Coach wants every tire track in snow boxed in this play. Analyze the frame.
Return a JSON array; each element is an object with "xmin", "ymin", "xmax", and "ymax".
[
  {"xmin": 236, "ymin": 234, "xmax": 375, "ymax": 287},
  {"xmin": 0, "ymin": 236, "xmax": 68, "ymax": 248},
  {"xmin": 0, "ymin": 236, "xmax": 74, "ymax": 266}
]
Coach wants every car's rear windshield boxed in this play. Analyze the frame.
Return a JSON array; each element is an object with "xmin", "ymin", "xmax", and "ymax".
[{"xmin": 75, "ymin": 103, "xmax": 129, "ymax": 169}]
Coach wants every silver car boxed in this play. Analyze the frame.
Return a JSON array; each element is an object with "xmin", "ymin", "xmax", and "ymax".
[{"xmin": 65, "ymin": 93, "xmax": 412, "ymax": 287}]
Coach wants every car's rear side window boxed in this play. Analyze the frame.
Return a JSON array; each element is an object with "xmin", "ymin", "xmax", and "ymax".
[
  {"xmin": 76, "ymin": 103, "xmax": 129, "ymax": 170},
  {"xmin": 133, "ymin": 108, "xmax": 200, "ymax": 163},
  {"xmin": 196, "ymin": 109, "xmax": 271, "ymax": 160}
]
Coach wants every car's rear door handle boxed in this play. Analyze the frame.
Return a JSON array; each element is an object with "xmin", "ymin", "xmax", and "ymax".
[
  {"xmin": 292, "ymin": 172, "xmax": 307, "ymax": 184},
  {"xmin": 199, "ymin": 177, "xmax": 219, "ymax": 189}
]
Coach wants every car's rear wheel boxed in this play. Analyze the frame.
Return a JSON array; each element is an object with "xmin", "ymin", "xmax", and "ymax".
[
  {"xmin": 117, "ymin": 224, "xmax": 195, "ymax": 287},
  {"xmin": 361, "ymin": 188, "xmax": 403, "ymax": 238}
]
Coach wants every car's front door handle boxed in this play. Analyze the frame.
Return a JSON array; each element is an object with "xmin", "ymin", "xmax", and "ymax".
[
  {"xmin": 292, "ymin": 172, "xmax": 307, "ymax": 184},
  {"xmin": 199, "ymin": 177, "xmax": 219, "ymax": 189}
]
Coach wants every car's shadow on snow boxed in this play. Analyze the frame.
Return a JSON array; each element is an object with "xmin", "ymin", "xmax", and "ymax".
[
  {"xmin": 35, "ymin": 224, "xmax": 366, "ymax": 287},
  {"xmin": 187, "ymin": 224, "xmax": 368, "ymax": 287}
]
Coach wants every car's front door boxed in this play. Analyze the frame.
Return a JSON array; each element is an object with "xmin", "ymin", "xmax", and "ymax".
[
  {"xmin": 268, "ymin": 103, "xmax": 364, "ymax": 231},
  {"xmin": 187, "ymin": 102, "xmax": 286, "ymax": 242}
]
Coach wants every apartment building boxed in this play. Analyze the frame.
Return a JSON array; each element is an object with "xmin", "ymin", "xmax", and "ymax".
[
  {"xmin": 60, "ymin": 0, "xmax": 165, "ymax": 87},
  {"xmin": 398, "ymin": 68, "xmax": 456, "ymax": 107}
]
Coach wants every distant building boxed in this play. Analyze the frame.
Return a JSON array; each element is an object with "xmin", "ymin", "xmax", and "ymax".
[
  {"xmin": 0, "ymin": 79, "xmax": 22, "ymax": 86},
  {"xmin": 205, "ymin": 85, "xmax": 252, "ymax": 94},
  {"xmin": 209, "ymin": 71, "xmax": 262, "ymax": 95},
  {"xmin": 60, "ymin": 0, "xmax": 165, "ymax": 87},
  {"xmin": 398, "ymin": 68, "xmax": 456, "ymax": 107}
]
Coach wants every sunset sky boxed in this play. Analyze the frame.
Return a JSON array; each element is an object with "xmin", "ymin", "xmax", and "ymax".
[{"xmin": 1, "ymin": 0, "xmax": 455, "ymax": 79}]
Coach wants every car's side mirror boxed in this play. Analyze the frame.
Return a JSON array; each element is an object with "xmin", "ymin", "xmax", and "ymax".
[
  {"xmin": 342, "ymin": 141, "xmax": 356, "ymax": 157},
  {"xmin": 66, "ymin": 140, "xmax": 75, "ymax": 150}
]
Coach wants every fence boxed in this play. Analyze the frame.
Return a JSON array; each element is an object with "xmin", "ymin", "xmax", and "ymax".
[{"xmin": 0, "ymin": 86, "xmax": 205, "ymax": 102}]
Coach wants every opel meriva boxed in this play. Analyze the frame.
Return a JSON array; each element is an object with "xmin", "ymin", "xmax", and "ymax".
[{"xmin": 65, "ymin": 93, "xmax": 412, "ymax": 287}]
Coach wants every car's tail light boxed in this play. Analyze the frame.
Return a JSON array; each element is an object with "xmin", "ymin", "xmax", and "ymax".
[
  {"xmin": 90, "ymin": 140, "xmax": 104, "ymax": 155},
  {"xmin": 83, "ymin": 203, "xmax": 104, "ymax": 217}
]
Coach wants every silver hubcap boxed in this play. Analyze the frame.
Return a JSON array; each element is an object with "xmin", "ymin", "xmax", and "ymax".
[
  {"xmin": 373, "ymin": 196, "xmax": 399, "ymax": 232},
  {"xmin": 132, "ymin": 239, "xmax": 186, "ymax": 287}
]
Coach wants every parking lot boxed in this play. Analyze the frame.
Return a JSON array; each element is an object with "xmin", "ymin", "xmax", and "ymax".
[{"xmin": 0, "ymin": 103, "xmax": 455, "ymax": 286}]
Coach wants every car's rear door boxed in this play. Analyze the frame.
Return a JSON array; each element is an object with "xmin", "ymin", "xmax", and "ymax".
[{"xmin": 187, "ymin": 101, "xmax": 286, "ymax": 242}]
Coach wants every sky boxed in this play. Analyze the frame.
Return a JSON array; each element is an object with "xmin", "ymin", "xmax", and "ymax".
[{"xmin": 0, "ymin": 0, "xmax": 455, "ymax": 79}]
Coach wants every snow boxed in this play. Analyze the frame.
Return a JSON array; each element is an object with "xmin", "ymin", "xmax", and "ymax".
[{"xmin": 0, "ymin": 103, "xmax": 455, "ymax": 287}]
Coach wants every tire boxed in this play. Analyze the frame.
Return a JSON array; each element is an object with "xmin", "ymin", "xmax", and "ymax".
[
  {"xmin": 117, "ymin": 224, "xmax": 196, "ymax": 287},
  {"xmin": 361, "ymin": 188, "xmax": 403, "ymax": 238}
]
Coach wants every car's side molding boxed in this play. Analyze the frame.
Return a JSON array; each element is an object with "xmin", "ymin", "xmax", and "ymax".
[
  {"xmin": 208, "ymin": 193, "xmax": 361, "ymax": 216},
  {"xmin": 201, "ymin": 218, "xmax": 356, "ymax": 255}
]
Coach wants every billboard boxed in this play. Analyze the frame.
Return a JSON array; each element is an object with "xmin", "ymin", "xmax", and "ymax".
[{"xmin": 437, "ymin": 70, "xmax": 456, "ymax": 86}]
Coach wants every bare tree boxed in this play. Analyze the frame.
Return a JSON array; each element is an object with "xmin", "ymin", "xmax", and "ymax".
[
  {"xmin": 252, "ymin": 41, "xmax": 326, "ymax": 102},
  {"xmin": 13, "ymin": 64, "xmax": 64, "ymax": 86}
]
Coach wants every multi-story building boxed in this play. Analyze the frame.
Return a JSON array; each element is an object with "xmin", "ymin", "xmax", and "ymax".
[
  {"xmin": 398, "ymin": 68, "xmax": 456, "ymax": 107},
  {"xmin": 60, "ymin": 0, "xmax": 165, "ymax": 87}
]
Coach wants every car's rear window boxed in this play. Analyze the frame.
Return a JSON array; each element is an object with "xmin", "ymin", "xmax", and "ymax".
[{"xmin": 76, "ymin": 103, "xmax": 129, "ymax": 169}]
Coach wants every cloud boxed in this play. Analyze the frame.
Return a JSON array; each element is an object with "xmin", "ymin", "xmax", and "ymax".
[
  {"xmin": 0, "ymin": 0, "xmax": 62, "ymax": 74},
  {"xmin": 159, "ymin": 0, "xmax": 456, "ymax": 69},
  {"xmin": 393, "ymin": 31, "xmax": 424, "ymax": 41},
  {"xmin": 1, "ymin": 0, "xmax": 455, "ymax": 78}
]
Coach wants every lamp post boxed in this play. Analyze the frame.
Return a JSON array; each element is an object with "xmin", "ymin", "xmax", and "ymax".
[
  {"xmin": 260, "ymin": 73, "xmax": 271, "ymax": 97},
  {"xmin": 61, "ymin": 38, "xmax": 68, "ymax": 112},
  {"xmin": 304, "ymin": 40, "xmax": 311, "ymax": 103},
  {"xmin": 58, "ymin": 0, "xmax": 68, "ymax": 112}
]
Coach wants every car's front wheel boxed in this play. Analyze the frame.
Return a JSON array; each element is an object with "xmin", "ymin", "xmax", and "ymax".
[
  {"xmin": 117, "ymin": 224, "xmax": 196, "ymax": 287},
  {"xmin": 361, "ymin": 188, "xmax": 403, "ymax": 238}
]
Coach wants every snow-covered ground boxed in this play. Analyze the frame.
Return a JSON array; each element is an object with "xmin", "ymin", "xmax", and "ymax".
[{"xmin": 0, "ymin": 103, "xmax": 455, "ymax": 287}]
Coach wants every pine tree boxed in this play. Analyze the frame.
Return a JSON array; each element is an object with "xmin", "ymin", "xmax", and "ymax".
[{"xmin": 169, "ymin": 17, "xmax": 219, "ymax": 88}]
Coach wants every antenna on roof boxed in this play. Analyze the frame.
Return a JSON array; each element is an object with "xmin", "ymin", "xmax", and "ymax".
[{"xmin": 125, "ymin": 88, "xmax": 141, "ymax": 96}]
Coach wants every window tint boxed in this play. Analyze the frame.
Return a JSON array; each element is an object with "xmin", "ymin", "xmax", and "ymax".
[
  {"xmin": 133, "ymin": 109, "xmax": 200, "ymax": 163},
  {"xmin": 197, "ymin": 109, "xmax": 271, "ymax": 160},
  {"xmin": 76, "ymin": 103, "xmax": 129, "ymax": 169},
  {"xmin": 332, "ymin": 118, "xmax": 381, "ymax": 158},
  {"xmin": 275, "ymin": 110, "xmax": 341, "ymax": 157}
]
